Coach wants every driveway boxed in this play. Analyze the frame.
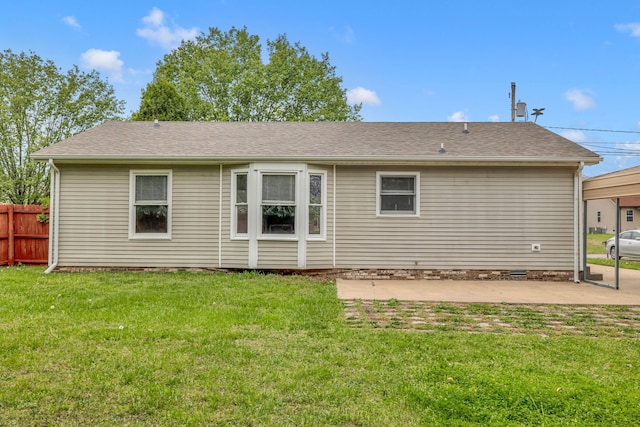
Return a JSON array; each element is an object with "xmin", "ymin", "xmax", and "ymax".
[{"xmin": 336, "ymin": 263, "xmax": 640, "ymax": 305}]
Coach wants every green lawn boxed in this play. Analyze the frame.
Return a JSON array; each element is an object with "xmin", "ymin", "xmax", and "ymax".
[
  {"xmin": 2, "ymin": 267, "xmax": 640, "ymax": 426},
  {"xmin": 587, "ymin": 233, "xmax": 612, "ymax": 254}
]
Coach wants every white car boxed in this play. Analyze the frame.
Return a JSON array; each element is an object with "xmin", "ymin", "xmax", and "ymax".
[{"xmin": 605, "ymin": 230, "xmax": 640, "ymax": 259}]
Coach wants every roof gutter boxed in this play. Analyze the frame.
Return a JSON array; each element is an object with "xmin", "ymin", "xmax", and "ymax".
[
  {"xmin": 44, "ymin": 159, "xmax": 60, "ymax": 274},
  {"xmin": 31, "ymin": 154, "xmax": 602, "ymax": 166}
]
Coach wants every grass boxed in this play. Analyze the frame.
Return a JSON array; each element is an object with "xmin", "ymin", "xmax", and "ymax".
[
  {"xmin": 2, "ymin": 267, "xmax": 640, "ymax": 426},
  {"xmin": 587, "ymin": 257, "xmax": 640, "ymax": 270},
  {"xmin": 587, "ymin": 233, "xmax": 612, "ymax": 254}
]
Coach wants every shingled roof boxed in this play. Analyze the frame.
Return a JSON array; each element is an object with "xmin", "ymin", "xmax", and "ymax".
[{"xmin": 32, "ymin": 121, "xmax": 601, "ymax": 165}]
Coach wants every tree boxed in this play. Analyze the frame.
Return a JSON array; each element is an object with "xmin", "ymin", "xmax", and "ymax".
[
  {"xmin": 131, "ymin": 78, "xmax": 188, "ymax": 121},
  {"xmin": 0, "ymin": 50, "xmax": 124, "ymax": 204},
  {"xmin": 134, "ymin": 27, "xmax": 361, "ymax": 122}
]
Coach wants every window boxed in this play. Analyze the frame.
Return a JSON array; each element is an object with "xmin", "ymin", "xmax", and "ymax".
[
  {"xmin": 627, "ymin": 209, "xmax": 634, "ymax": 222},
  {"xmin": 261, "ymin": 174, "xmax": 296, "ymax": 235},
  {"xmin": 234, "ymin": 172, "xmax": 248, "ymax": 235},
  {"xmin": 230, "ymin": 165, "xmax": 326, "ymax": 243},
  {"xmin": 130, "ymin": 170, "xmax": 171, "ymax": 239},
  {"xmin": 308, "ymin": 172, "xmax": 325, "ymax": 238},
  {"xmin": 377, "ymin": 172, "xmax": 419, "ymax": 216},
  {"xmin": 597, "ymin": 211, "xmax": 601, "ymax": 223}
]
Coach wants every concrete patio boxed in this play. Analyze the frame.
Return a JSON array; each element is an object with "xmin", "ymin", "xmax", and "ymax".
[{"xmin": 336, "ymin": 263, "xmax": 640, "ymax": 305}]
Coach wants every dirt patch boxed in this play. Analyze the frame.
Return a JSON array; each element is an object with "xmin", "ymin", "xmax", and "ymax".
[{"xmin": 344, "ymin": 300, "xmax": 640, "ymax": 338}]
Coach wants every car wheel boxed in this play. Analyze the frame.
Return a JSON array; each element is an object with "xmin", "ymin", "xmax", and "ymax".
[{"xmin": 609, "ymin": 245, "xmax": 620, "ymax": 260}]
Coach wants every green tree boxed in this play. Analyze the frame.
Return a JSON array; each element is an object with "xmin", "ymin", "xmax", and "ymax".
[
  {"xmin": 136, "ymin": 27, "xmax": 361, "ymax": 122},
  {"xmin": 0, "ymin": 50, "xmax": 124, "ymax": 204},
  {"xmin": 131, "ymin": 78, "xmax": 188, "ymax": 121}
]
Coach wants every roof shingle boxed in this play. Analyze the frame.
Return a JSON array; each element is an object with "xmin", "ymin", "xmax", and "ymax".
[{"xmin": 32, "ymin": 121, "xmax": 601, "ymax": 164}]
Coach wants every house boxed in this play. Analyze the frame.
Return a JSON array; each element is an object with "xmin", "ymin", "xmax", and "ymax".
[
  {"xmin": 584, "ymin": 167, "xmax": 640, "ymax": 234},
  {"xmin": 32, "ymin": 121, "xmax": 601, "ymax": 281}
]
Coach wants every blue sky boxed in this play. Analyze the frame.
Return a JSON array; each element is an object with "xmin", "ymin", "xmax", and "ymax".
[{"xmin": 3, "ymin": 1, "xmax": 640, "ymax": 176}]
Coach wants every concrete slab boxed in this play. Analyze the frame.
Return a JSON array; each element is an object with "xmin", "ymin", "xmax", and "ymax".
[{"xmin": 336, "ymin": 263, "xmax": 640, "ymax": 305}]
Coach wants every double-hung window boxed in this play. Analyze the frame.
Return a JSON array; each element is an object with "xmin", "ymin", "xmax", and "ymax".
[
  {"xmin": 627, "ymin": 209, "xmax": 634, "ymax": 222},
  {"xmin": 261, "ymin": 173, "xmax": 296, "ymax": 235},
  {"xmin": 377, "ymin": 172, "xmax": 420, "ymax": 216},
  {"xmin": 130, "ymin": 170, "xmax": 172, "ymax": 239}
]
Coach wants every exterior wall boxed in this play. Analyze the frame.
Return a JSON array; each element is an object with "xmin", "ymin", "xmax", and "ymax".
[
  {"xmin": 335, "ymin": 165, "xmax": 577, "ymax": 271},
  {"xmin": 55, "ymin": 163, "xmax": 578, "ymax": 273},
  {"xmin": 304, "ymin": 164, "xmax": 334, "ymax": 268},
  {"xmin": 585, "ymin": 198, "xmax": 640, "ymax": 233},
  {"xmin": 57, "ymin": 165, "xmax": 219, "ymax": 267},
  {"xmin": 221, "ymin": 164, "xmax": 249, "ymax": 268}
]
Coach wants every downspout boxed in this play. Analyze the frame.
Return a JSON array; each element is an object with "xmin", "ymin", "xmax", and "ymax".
[
  {"xmin": 332, "ymin": 164, "xmax": 336, "ymax": 267},
  {"xmin": 573, "ymin": 161, "xmax": 584, "ymax": 283},
  {"xmin": 45, "ymin": 159, "xmax": 60, "ymax": 273},
  {"xmin": 218, "ymin": 164, "xmax": 223, "ymax": 268}
]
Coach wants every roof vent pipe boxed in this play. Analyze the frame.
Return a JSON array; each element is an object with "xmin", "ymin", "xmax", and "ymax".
[
  {"xmin": 463, "ymin": 123, "xmax": 469, "ymax": 133},
  {"xmin": 153, "ymin": 119, "xmax": 159, "ymax": 128}
]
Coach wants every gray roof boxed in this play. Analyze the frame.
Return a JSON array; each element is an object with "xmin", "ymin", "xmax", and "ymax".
[{"xmin": 32, "ymin": 121, "xmax": 602, "ymax": 165}]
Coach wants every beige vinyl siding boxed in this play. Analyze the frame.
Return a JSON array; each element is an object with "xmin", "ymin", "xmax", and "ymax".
[
  {"xmin": 335, "ymin": 166, "xmax": 576, "ymax": 270},
  {"xmin": 57, "ymin": 165, "xmax": 219, "ymax": 267},
  {"xmin": 306, "ymin": 164, "xmax": 334, "ymax": 268},
  {"xmin": 257, "ymin": 240, "xmax": 298, "ymax": 268},
  {"xmin": 220, "ymin": 165, "xmax": 250, "ymax": 267}
]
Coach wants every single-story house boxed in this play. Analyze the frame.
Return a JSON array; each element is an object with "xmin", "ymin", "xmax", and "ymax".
[{"xmin": 32, "ymin": 121, "xmax": 601, "ymax": 281}]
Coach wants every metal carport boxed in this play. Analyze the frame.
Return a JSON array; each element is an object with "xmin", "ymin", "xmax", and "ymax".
[{"xmin": 583, "ymin": 165, "xmax": 640, "ymax": 289}]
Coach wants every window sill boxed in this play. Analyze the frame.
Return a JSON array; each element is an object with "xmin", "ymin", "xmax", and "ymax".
[
  {"xmin": 377, "ymin": 213, "xmax": 420, "ymax": 218},
  {"xmin": 258, "ymin": 235, "xmax": 299, "ymax": 241},
  {"xmin": 129, "ymin": 234, "xmax": 172, "ymax": 240}
]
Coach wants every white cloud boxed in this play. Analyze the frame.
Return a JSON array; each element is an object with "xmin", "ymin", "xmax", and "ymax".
[
  {"xmin": 143, "ymin": 7, "xmax": 165, "ymax": 27},
  {"xmin": 447, "ymin": 111, "xmax": 468, "ymax": 122},
  {"xmin": 136, "ymin": 7, "xmax": 198, "ymax": 50},
  {"xmin": 329, "ymin": 25, "xmax": 355, "ymax": 44},
  {"xmin": 559, "ymin": 129, "xmax": 587, "ymax": 143},
  {"xmin": 614, "ymin": 23, "xmax": 640, "ymax": 38},
  {"xmin": 488, "ymin": 114, "xmax": 500, "ymax": 122},
  {"xmin": 347, "ymin": 86, "xmax": 381, "ymax": 106},
  {"xmin": 564, "ymin": 89, "xmax": 596, "ymax": 111},
  {"xmin": 61, "ymin": 16, "xmax": 81, "ymax": 30},
  {"xmin": 81, "ymin": 49, "xmax": 124, "ymax": 82},
  {"xmin": 616, "ymin": 141, "xmax": 640, "ymax": 169}
]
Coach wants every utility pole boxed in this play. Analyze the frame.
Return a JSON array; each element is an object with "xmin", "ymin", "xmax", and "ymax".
[{"xmin": 511, "ymin": 82, "xmax": 516, "ymax": 122}]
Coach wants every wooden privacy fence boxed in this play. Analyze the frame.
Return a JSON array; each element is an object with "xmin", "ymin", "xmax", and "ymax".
[{"xmin": 0, "ymin": 204, "xmax": 49, "ymax": 266}]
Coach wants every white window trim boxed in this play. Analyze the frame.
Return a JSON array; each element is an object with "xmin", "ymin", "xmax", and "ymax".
[
  {"xmin": 230, "ymin": 169, "xmax": 249, "ymax": 240},
  {"xmin": 376, "ymin": 171, "xmax": 420, "ymax": 217},
  {"xmin": 307, "ymin": 170, "xmax": 327, "ymax": 241},
  {"xmin": 129, "ymin": 170, "xmax": 172, "ymax": 240}
]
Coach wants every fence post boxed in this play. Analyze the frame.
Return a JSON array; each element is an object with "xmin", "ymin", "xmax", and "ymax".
[{"xmin": 8, "ymin": 204, "xmax": 14, "ymax": 266}]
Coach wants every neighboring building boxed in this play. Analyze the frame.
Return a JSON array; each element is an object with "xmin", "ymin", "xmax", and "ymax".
[
  {"xmin": 586, "ymin": 196, "xmax": 640, "ymax": 233},
  {"xmin": 32, "ymin": 121, "xmax": 601, "ymax": 281}
]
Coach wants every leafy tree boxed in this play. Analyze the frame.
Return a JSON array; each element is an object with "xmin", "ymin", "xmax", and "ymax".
[
  {"xmin": 131, "ymin": 78, "xmax": 188, "ymax": 121},
  {"xmin": 0, "ymin": 50, "xmax": 124, "ymax": 204},
  {"xmin": 135, "ymin": 27, "xmax": 361, "ymax": 122}
]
